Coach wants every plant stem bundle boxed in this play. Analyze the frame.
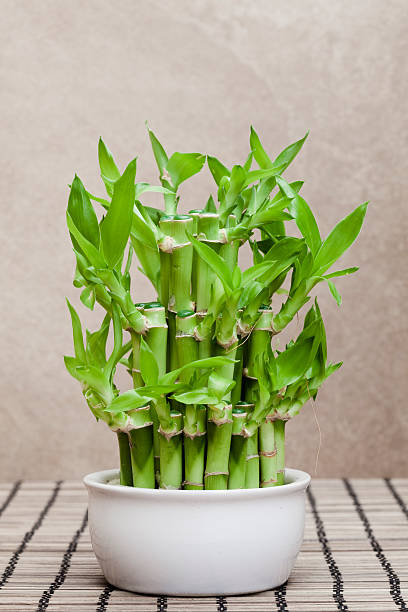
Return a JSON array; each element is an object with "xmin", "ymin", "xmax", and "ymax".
[{"xmin": 65, "ymin": 127, "xmax": 367, "ymax": 490}]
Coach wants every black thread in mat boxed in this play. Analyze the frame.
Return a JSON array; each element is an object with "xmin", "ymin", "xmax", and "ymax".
[
  {"xmin": 275, "ymin": 581, "xmax": 289, "ymax": 612},
  {"xmin": 157, "ymin": 595, "xmax": 167, "ymax": 611},
  {"xmin": 0, "ymin": 480, "xmax": 21, "ymax": 517},
  {"xmin": 385, "ymin": 478, "xmax": 408, "ymax": 521},
  {"xmin": 307, "ymin": 487, "xmax": 348, "ymax": 611},
  {"xmin": 36, "ymin": 508, "xmax": 88, "ymax": 611},
  {"xmin": 97, "ymin": 583, "xmax": 114, "ymax": 611},
  {"xmin": 343, "ymin": 478, "xmax": 407, "ymax": 611},
  {"xmin": 216, "ymin": 595, "xmax": 228, "ymax": 611},
  {"xmin": 0, "ymin": 480, "xmax": 62, "ymax": 590}
]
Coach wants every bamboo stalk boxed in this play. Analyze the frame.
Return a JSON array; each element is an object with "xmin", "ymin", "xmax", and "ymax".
[
  {"xmin": 205, "ymin": 403, "xmax": 233, "ymax": 490},
  {"xmin": 159, "ymin": 411, "xmax": 183, "ymax": 489},
  {"xmin": 128, "ymin": 404, "xmax": 155, "ymax": 489},
  {"xmin": 274, "ymin": 419, "xmax": 286, "ymax": 485},
  {"xmin": 117, "ymin": 431, "xmax": 133, "ymax": 486},
  {"xmin": 228, "ymin": 407, "xmax": 247, "ymax": 489},
  {"xmin": 259, "ymin": 416, "xmax": 277, "ymax": 487},
  {"xmin": 142, "ymin": 302, "xmax": 168, "ymax": 481},
  {"xmin": 184, "ymin": 405, "xmax": 206, "ymax": 490}
]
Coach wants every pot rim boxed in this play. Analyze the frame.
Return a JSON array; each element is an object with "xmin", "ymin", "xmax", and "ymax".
[{"xmin": 84, "ymin": 467, "xmax": 310, "ymax": 500}]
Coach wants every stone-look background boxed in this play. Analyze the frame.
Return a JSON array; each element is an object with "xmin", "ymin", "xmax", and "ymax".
[{"xmin": 1, "ymin": 0, "xmax": 407, "ymax": 480}]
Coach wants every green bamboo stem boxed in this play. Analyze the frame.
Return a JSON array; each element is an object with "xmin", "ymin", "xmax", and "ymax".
[
  {"xmin": 159, "ymin": 411, "xmax": 183, "ymax": 489},
  {"xmin": 245, "ymin": 430, "xmax": 260, "ymax": 488},
  {"xmin": 228, "ymin": 407, "xmax": 247, "ymax": 489},
  {"xmin": 143, "ymin": 302, "xmax": 168, "ymax": 376},
  {"xmin": 175, "ymin": 311, "xmax": 198, "ymax": 372},
  {"xmin": 188, "ymin": 209, "xmax": 204, "ymax": 305},
  {"xmin": 128, "ymin": 404, "xmax": 155, "ymax": 488},
  {"xmin": 184, "ymin": 405, "xmax": 206, "ymax": 490},
  {"xmin": 195, "ymin": 214, "xmax": 220, "ymax": 314},
  {"xmin": 259, "ymin": 417, "xmax": 277, "ymax": 487},
  {"xmin": 117, "ymin": 431, "xmax": 133, "ymax": 486},
  {"xmin": 142, "ymin": 302, "xmax": 168, "ymax": 479},
  {"xmin": 129, "ymin": 330, "xmax": 143, "ymax": 388},
  {"xmin": 159, "ymin": 215, "xmax": 194, "ymax": 313},
  {"xmin": 274, "ymin": 419, "xmax": 286, "ymax": 485},
  {"xmin": 231, "ymin": 342, "xmax": 244, "ymax": 406},
  {"xmin": 205, "ymin": 403, "xmax": 233, "ymax": 490},
  {"xmin": 245, "ymin": 307, "xmax": 273, "ymax": 379}
]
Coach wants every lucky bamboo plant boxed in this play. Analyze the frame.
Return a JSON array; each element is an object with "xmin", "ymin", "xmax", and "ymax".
[{"xmin": 65, "ymin": 126, "xmax": 367, "ymax": 490}]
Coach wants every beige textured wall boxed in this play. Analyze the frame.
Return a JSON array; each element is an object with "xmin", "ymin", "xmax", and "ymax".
[{"xmin": 1, "ymin": 0, "xmax": 407, "ymax": 480}]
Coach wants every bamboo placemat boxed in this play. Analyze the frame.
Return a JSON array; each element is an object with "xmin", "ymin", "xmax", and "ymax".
[{"xmin": 0, "ymin": 478, "xmax": 407, "ymax": 611}]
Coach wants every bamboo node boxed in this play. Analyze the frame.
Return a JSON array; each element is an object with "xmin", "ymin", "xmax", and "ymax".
[
  {"xmin": 183, "ymin": 481, "xmax": 204, "ymax": 488},
  {"xmin": 183, "ymin": 429, "xmax": 207, "ymax": 439},
  {"xmin": 246, "ymin": 454, "xmax": 259, "ymax": 461},
  {"xmin": 259, "ymin": 449, "xmax": 277, "ymax": 458},
  {"xmin": 205, "ymin": 471, "xmax": 229, "ymax": 477},
  {"xmin": 158, "ymin": 425, "xmax": 183, "ymax": 440},
  {"xmin": 261, "ymin": 478, "xmax": 278, "ymax": 486}
]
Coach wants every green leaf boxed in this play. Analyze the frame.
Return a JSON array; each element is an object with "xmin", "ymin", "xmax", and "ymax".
[
  {"xmin": 67, "ymin": 175, "xmax": 100, "ymax": 249},
  {"xmin": 243, "ymin": 151, "xmax": 253, "ymax": 172},
  {"xmin": 242, "ymin": 261, "xmax": 281, "ymax": 286},
  {"xmin": 207, "ymin": 156, "xmax": 230, "ymax": 185},
  {"xmin": 249, "ymin": 126, "xmax": 273, "ymax": 168},
  {"xmin": 98, "ymin": 138, "xmax": 121, "ymax": 196},
  {"xmin": 250, "ymin": 207, "xmax": 293, "ymax": 228},
  {"xmin": 190, "ymin": 234, "xmax": 233, "ymax": 293},
  {"xmin": 323, "ymin": 267, "xmax": 359, "ymax": 279},
  {"xmin": 273, "ymin": 131, "xmax": 309, "ymax": 173},
  {"xmin": 243, "ymin": 166, "xmax": 283, "ymax": 187},
  {"xmin": 166, "ymin": 152, "xmax": 206, "ymax": 190},
  {"xmin": 288, "ymin": 195, "xmax": 321, "ymax": 256},
  {"xmin": 208, "ymin": 372, "xmax": 235, "ymax": 400},
  {"xmin": 86, "ymin": 315, "xmax": 110, "ymax": 367},
  {"xmin": 232, "ymin": 265, "xmax": 242, "ymax": 289},
  {"xmin": 147, "ymin": 127, "xmax": 169, "ymax": 177},
  {"xmin": 80, "ymin": 286, "xmax": 95, "ymax": 310},
  {"xmin": 275, "ymin": 337, "xmax": 315, "ymax": 388},
  {"xmin": 205, "ymin": 195, "xmax": 217, "ymax": 213},
  {"xmin": 313, "ymin": 202, "xmax": 368, "ymax": 274},
  {"xmin": 74, "ymin": 365, "xmax": 110, "ymax": 397},
  {"xmin": 105, "ymin": 390, "xmax": 149, "ymax": 414},
  {"xmin": 134, "ymin": 183, "xmax": 173, "ymax": 199},
  {"xmin": 172, "ymin": 389, "xmax": 218, "ymax": 405},
  {"xmin": 327, "ymin": 280, "xmax": 342, "ymax": 306},
  {"xmin": 66, "ymin": 299, "xmax": 86, "ymax": 362},
  {"xmin": 100, "ymin": 159, "xmax": 136, "ymax": 268},
  {"xmin": 160, "ymin": 356, "xmax": 236, "ymax": 385},
  {"xmin": 105, "ymin": 304, "xmax": 123, "ymax": 376},
  {"xmin": 140, "ymin": 337, "xmax": 159, "ymax": 386},
  {"xmin": 67, "ymin": 212, "xmax": 106, "ymax": 268},
  {"xmin": 64, "ymin": 356, "xmax": 83, "ymax": 380}
]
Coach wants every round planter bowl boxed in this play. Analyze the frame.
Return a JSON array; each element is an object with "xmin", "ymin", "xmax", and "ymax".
[{"xmin": 84, "ymin": 467, "xmax": 310, "ymax": 596}]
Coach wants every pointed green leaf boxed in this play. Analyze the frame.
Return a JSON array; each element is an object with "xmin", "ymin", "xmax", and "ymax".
[
  {"xmin": 140, "ymin": 337, "xmax": 159, "ymax": 386},
  {"xmin": 105, "ymin": 389, "xmax": 149, "ymax": 414},
  {"xmin": 67, "ymin": 212, "xmax": 106, "ymax": 268},
  {"xmin": 67, "ymin": 175, "xmax": 100, "ymax": 248},
  {"xmin": 288, "ymin": 195, "xmax": 321, "ymax": 256},
  {"xmin": 166, "ymin": 152, "xmax": 206, "ymax": 190},
  {"xmin": 100, "ymin": 159, "xmax": 136, "ymax": 268},
  {"xmin": 207, "ymin": 155, "xmax": 230, "ymax": 185},
  {"xmin": 323, "ymin": 267, "xmax": 359, "ymax": 279},
  {"xmin": 205, "ymin": 194, "xmax": 217, "ymax": 213},
  {"xmin": 327, "ymin": 280, "xmax": 342, "ymax": 306},
  {"xmin": 98, "ymin": 138, "xmax": 121, "ymax": 196},
  {"xmin": 190, "ymin": 234, "xmax": 233, "ymax": 292},
  {"xmin": 313, "ymin": 202, "xmax": 368, "ymax": 274},
  {"xmin": 80, "ymin": 286, "xmax": 95, "ymax": 310},
  {"xmin": 249, "ymin": 126, "xmax": 273, "ymax": 168},
  {"xmin": 275, "ymin": 337, "xmax": 315, "ymax": 388},
  {"xmin": 147, "ymin": 127, "xmax": 169, "ymax": 176},
  {"xmin": 66, "ymin": 299, "xmax": 86, "ymax": 362},
  {"xmin": 273, "ymin": 131, "xmax": 309, "ymax": 173}
]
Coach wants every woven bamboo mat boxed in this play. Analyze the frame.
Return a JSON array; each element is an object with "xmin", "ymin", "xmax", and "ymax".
[{"xmin": 0, "ymin": 479, "xmax": 407, "ymax": 611}]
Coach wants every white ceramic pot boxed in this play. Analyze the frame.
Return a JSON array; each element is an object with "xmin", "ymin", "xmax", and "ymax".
[{"xmin": 84, "ymin": 467, "xmax": 310, "ymax": 596}]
